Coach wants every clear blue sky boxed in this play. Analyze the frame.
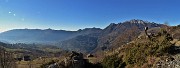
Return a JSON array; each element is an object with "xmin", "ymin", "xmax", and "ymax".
[{"xmin": 0, "ymin": 0, "xmax": 180, "ymax": 32}]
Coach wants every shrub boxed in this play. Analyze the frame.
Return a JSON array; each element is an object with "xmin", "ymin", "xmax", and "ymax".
[
  {"xmin": 177, "ymin": 24, "xmax": 180, "ymax": 27},
  {"xmin": 102, "ymin": 54, "xmax": 126, "ymax": 68}
]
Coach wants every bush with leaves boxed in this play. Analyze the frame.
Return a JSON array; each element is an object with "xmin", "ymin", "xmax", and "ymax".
[{"xmin": 102, "ymin": 54, "xmax": 126, "ymax": 68}]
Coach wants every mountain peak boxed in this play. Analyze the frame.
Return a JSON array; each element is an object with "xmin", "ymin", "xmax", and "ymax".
[{"xmin": 125, "ymin": 19, "xmax": 150, "ymax": 24}]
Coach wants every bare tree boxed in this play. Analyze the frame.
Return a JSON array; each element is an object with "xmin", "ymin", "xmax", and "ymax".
[{"xmin": 0, "ymin": 47, "xmax": 16, "ymax": 68}]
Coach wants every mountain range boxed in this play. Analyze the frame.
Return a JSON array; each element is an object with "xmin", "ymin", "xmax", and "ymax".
[{"xmin": 0, "ymin": 19, "xmax": 166, "ymax": 53}]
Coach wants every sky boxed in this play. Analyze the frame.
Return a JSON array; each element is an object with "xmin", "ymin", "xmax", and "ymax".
[{"xmin": 0, "ymin": 0, "xmax": 180, "ymax": 32}]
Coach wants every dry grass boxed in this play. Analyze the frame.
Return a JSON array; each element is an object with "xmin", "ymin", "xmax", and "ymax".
[
  {"xmin": 86, "ymin": 57, "xmax": 98, "ymax": 63},
  {"xmin": 16, "ymin": 57, "xmax": 65, "ymax": 68},
  {"xmin": 175, "ymin": 41, "xmax": 180, "ymax": 46}
]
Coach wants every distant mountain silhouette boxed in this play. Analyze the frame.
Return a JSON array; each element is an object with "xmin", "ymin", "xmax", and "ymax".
[
  {"xmin": 0, "ymin": 28, "xmax": 102, "ymax": 44},
  {"xmin": 0, "ymin": 19, "xmax": 166, "ymax": 53},
  {"xmin": 0, "ymin": 29, "xmax": 75, "ymax": 43}
]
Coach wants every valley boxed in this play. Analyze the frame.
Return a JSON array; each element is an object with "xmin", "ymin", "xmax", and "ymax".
[{"xmin": 0, "ymin": 19, "xmax": 180, "ymax": 68}]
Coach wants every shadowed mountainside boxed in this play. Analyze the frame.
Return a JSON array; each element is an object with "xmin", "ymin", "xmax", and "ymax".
[{"xmin": 94, "ymin": 19, "xmax": 165, "ymax": 53}]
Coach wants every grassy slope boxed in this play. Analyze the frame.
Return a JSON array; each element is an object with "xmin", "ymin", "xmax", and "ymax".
[{"xmin": 101, "ymin": 26, "xmax": 180, "ymax": 68}]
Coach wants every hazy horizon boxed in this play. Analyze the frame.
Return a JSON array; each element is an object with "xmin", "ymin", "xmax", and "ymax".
[
  {"xmin": 0, "ymin": 19, "xmax": 179, "ymax": 33},
  {"xmin": 1, "ymin": 0, "xmax": 180, "ymax": 32}
]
